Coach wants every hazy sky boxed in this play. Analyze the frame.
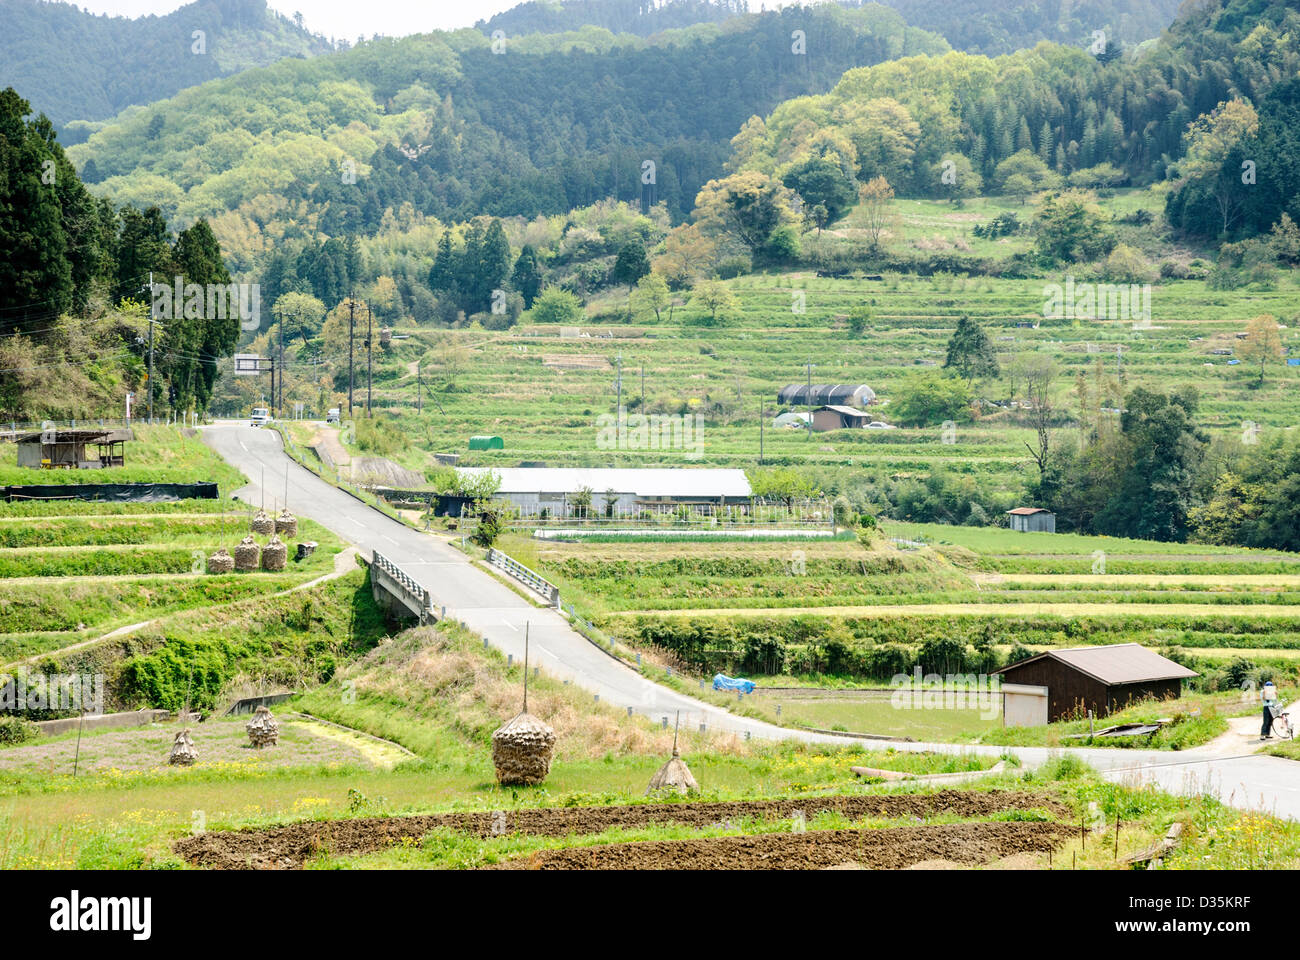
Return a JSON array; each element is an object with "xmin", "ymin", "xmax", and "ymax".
[{"xmin": 73, "ymin": 0, "xmax": 521, "ymax": 39}]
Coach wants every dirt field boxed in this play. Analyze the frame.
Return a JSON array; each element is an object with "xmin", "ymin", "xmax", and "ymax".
[
  {"xmin": 175, "ymin": 789, "xmax": 1066, "ymax": 869},
  {"xmin": 486, "ymin": 821, "xmax": 1071, "ymax": 870}
]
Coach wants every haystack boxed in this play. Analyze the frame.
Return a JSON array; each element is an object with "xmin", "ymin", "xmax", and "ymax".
[
  {"xmin": 275, "ymin": 510, "xmax": 298, "ymax": 537},
  {"xmin": 245, "ymin": 705, "xmax": 279, "ymax": 748},
  {"xmin": 250, "ymin": 509, "xmax": 275, "ymax": 536},
  {"xmin": 490, "ymin": 628, "xmax": 555, "ymax": 785},
  {"xmin": 232, "ymin": 536, "xmax": 260, "ymax": 571},
  {"xmin": 646, "ymin": 713, "xmax": 698, "ymax": 796},
  {"xmin": 206, "ymin": 547, "xmax": 234, "ymax": 574},
  {"xmin": 491, "ymin": 712, "xmax": 555, "ymax": 785},
  {"xmin": 261, "ymin": 534, "xmax": 288, "ymax": 571},
  {"xmin": 168, "ymin": 728, "xmax": 198, "ymax": 765}
]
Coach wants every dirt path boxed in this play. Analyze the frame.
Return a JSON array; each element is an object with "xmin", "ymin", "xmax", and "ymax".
[
  {"xmin": 174, "ymin": 789, "xmax": 1065, "ymax": 869},
  {"xmin": 486, "ymin": 821, "xmax": 1070, "ymax": 870}
]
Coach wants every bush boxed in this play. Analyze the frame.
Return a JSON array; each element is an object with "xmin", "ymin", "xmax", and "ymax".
[{"xmin": 0, "ymin": 715, "xmax": 38, "ymax": 744}]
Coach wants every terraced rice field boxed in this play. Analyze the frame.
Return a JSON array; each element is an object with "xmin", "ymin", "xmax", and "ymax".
[
  {"xmin": 330, "ymin": 262, "xmax": 1300, "ymax": 517},
  {"xmin": 507, "ymin": 520, "xmax": 1300, "ymax": 676},
  {"xmin": 0, "ymin": 503, "xmax": 345, "ymax": 664}
]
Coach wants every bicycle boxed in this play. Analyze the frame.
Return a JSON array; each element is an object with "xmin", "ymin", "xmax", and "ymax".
[{"xmin": 1270, "ymin": 701, "xmax": 1294, "ymax": 741}]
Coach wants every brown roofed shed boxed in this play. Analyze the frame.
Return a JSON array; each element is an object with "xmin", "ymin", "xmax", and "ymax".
[{"xmin": 994, "ymin": 643, "xmax": 1198, "ymax": 723}]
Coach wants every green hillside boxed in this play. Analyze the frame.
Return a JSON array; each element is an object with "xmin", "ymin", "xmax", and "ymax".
[{"xmin": 0, "ymin": 0, "xmax": 334, "ymax": 134}]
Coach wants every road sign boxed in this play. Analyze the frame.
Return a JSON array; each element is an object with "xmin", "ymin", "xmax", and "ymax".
[{"xmin": 234, "ymin": 354, "xmax": 271, "ymax": 376}]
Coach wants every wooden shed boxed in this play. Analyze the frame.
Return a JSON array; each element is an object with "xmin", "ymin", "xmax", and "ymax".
[{"xmin": 994, "ymin": 643, "xmax": 1198, "ymax": 724}]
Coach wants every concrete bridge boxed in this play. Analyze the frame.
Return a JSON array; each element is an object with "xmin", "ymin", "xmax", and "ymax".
[{"xmin": 370, "ymin": 551, "xmax": 435, "ymax": 623}]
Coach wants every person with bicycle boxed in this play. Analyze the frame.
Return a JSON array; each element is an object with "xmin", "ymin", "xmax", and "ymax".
[{"xmin": 1261, "ymin": 679, "xmax": 1280, "ymax": 740}]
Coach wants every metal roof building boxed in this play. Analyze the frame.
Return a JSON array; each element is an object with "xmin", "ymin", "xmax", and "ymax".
[
  {"xmin": 811, "ymin": 405, "xmax": 874, "ymax": 432},
  {"xmin": 457, "ymin": 467, "xmax": 752, "ymax": 514},
  {"xmin": 778, "ymin": 384, "xmax": 876, "ymax": 407},
  {"xmin": 994, "ymin": 643, "xmax": 1198, "ymax": 724},
  {"xmin": 1006, "ymin": 506, "xmax": 1055, "ymax": 533}
]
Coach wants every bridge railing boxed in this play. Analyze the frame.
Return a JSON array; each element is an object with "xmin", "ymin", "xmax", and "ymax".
[
  {"xmin": 371, "ymin": 550, "xmax": 433, "ymax": 622},
  {"xmin": 487, "ymin": 548, "xmax": 560, "ymax": 606}
]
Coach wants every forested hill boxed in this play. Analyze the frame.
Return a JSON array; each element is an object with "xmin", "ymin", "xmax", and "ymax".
[
  {"xmin": 64, "ymin": 2, "xmax": 948, "ymax": 267},
  {"xmin": 872, "ymin": 0, "xmax": 1185, "ymax": 56},
  {"xmin": 481, "ymin": 0, "xmax": 1185, "ymax": 56},
  {"xmin": 479, "ymin": 0, "xmax": 744, "ymax": 37},
  {"xmin": 0, "ymin": 0, "xmax": 334, "ymax": 134}
]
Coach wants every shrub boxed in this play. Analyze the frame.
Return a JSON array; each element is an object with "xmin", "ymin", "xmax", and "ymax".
[{"xmin": 0, "ymin": 716, "xmax": 38, "ymax": 744}]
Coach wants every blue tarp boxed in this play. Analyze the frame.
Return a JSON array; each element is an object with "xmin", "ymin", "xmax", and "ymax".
[{"xmin": 712, "ymin": 674, "xmax": 755, "ymax": 694}]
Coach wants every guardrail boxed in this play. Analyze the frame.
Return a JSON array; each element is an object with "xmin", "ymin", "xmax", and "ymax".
[
  {"xmin": 371, "ymin": 550, "xmax": 434, "ymax": 623},
  {"xmin": 487, "ymin": 548, "xmax": 560, "ymax": 606}
]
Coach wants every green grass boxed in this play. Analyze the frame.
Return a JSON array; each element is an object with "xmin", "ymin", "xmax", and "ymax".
[{"xmin": 0, "ymin": 424, "xmax": 244, "ymax": 490}]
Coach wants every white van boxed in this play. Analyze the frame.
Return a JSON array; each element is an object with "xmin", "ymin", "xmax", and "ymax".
[
  {"xmin": 250, "ymin": 407, "xmax": 272, "ymax": 427},
  {"xmin": 326, "ymin": 408, "xmax": 340, "ymax": 424}
]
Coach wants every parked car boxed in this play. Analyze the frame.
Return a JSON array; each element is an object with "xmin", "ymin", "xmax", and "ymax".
[{"xmin": 326, "ymin": 407, "xmax": 340, "ymax": 424}]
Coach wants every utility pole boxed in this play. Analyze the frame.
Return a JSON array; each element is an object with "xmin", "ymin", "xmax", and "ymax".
[
  {"xmin": 347, "ymin": 294, "xmax": 355, "ymax": 417},
  {"xmin": 366, "ymin": 302, "xmax": 373, "ymax": 415},
  {"xmin": 277, "ymin": 304, "xmax": 285, "ymax": 417},
  {"xmin": 804, "ymin": 361, "xmax": 816, "ymax": 439},
  {"xmin": 615, "ymin": 350, "xmax": 623, "ymax": 413},
  {"xmin": 640, "ymin": 363, "xmax": 645, "ymax": 408},
  {"xmin": 417, "ymin": 359, "xmax": 422, "ymax": 414},
  {"xmin": 147, "ymin": 272, "xmax": 156, "ymax": 423},
  {"xmin": 759, "ymin": 397, "xmax": 765, "ymax": 464}
]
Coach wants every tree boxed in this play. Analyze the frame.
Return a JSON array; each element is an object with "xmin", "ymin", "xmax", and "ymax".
[
  {"xmin": 529, "ymin": 286, "xmax": 583, "ymax": 324},
  {"xmin": 994, "ymin": 150, "xmax": 1060, "ymax": 203},
  {"xmin": 653, "ymin": 222, "xmax": 719, "ymax": 287},
  {"xmin": 1095, "ymin": 387, "xmax": 1208, "ymax": 542},
  {"xmin": 890, "ymin": 372, "xmax": 972, "ymax": 427},
  {"xmin": 611, "ymin": 239, "xmax": 650, "ymax": 286},
  {"xmin": 689, "ymin": 278, "xmax": 738, "ymax": 325},
  {"xmin": 1239, "ymin": 313, "xmax": 1284, "ymax": 384},
  {"xmin": 1016, "ymin": 353, "xmax": 1060, "ymax": 488},
  {"xmin": 693, "ymin": 171, "xmax": 798, "ymax": 254},
  {"xmin": 272, "ymin": 291, "xmax": 326, "ymax": 345},
  {"xmin": 847, "ymin": 305, "xmax": 871, "ymax": 336},
  {"xmin": 943, "ymin": 316, "xmax": 999, "ymax": 384},
  {"xmin": 932, "ymin": 152, "xmax": 982, "ymax": 202},
  {"xmin": 1034, "ymin": 189, "xmax": 1117, "ymax": 263},
  {"xmin": 511, "ymin": 244, "xmax": 543, "ymax": 308},
  {"xmin": 629, "ymin": 272, "xmax": 670, "ymax": 323},
  {"xmin": 781, "ymin": 154, "xmax": 856, "ymax": 224},
  {"xmin": 857, "ymin": 175, "xmax": 896, "ymax": 250},
  {"xmin": 1177, "ymin": 98, "xmax": 1260, "ymax": 236}
]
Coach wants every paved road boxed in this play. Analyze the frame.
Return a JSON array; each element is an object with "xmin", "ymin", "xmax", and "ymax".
[{"xmin": 202, "ymin": 421, "xmax": 1300, "ymax": 820}]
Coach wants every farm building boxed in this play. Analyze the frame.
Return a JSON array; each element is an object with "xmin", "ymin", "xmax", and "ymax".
[
  {"xmin": 468, "ymin": 435, "xmax": 504, "ymax": 450},
  {"xmin": 994, "ymin": 643, "xmax": 1199, "ymax": 725},
  {"xmin": 15, "ymin": 428, "xmax": 132, "ymax": 469},
  {"xmin": 456, "ymin": 467, "xmax": 751, "ymax": 515},
  {"xmin": 811, "ymin": 405, "xmax": 874, "ymax": 431},
  {"xmin": 1006, "ymin": 507, "xmax": 1056, "ymax": 532},
  {"xmin": 778, "ymin": 384, "xmax": 876, "ymax": 407}
]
